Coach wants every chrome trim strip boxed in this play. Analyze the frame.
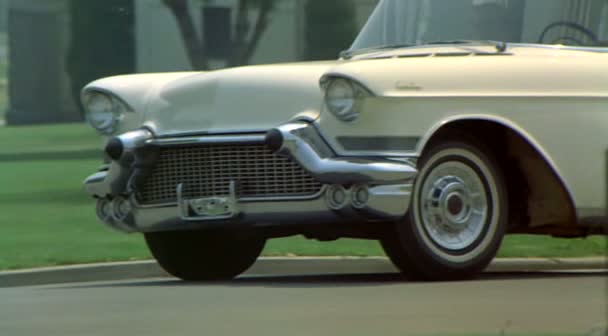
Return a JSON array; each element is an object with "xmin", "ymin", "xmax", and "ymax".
[
  {"xmin": 84, "ymin": 161, "xmax": 133, "ymax": 198},
  {"xmin": 325, "ymin": 149, "xmax": 419, "ymax": 157},
  {"xmin": 349, "ymin": 43, "xmax": 608, "ymax": 60},
  {"xmin": 359, "ymin": 51, "xmax": 514, "ymax": 61},
  {"xmin": 117, "ymin": 129, "xmax": 154, "ymax": 153},
  {"xmin": 312, "ymin": 119, "xmax": 420, "ymax": 158},
  {"xmin": 287, "ymin": 111, "xmax": 320, "ymax": 124},
  {"xmin": 154, "ymin": 129, "xmax": 268, "ymax": 139},
  {"xmin": 273, "ymin": 122, "xmax": 417, "ymax": 184},
  {"xmin": 239, "ymin": 186, "xmax": 327, "ymax": 202},
  {"xmin": 131, "ymin": 186, "xmax": 328, "ymax": 209},
  {"xmin": 100, "ymin": 182, "xmax": 413, "ymax": 233},
  {"xmin": 84, "ymin": 171, "xmax": 110, "ymax": 197},
  {"xmin": 129, "ymin": 197, "xmax": 356, "ymax": 232},
  {"xmin": 337, "ymin": 136, "xmax": 420, "ymax": 152},
  {"xmin": 130, "ymin": 197, "xmax": 179, "ymax": 210},
  {"xmin": 508, "ymin": 43, "xmax": 608, "ymax": 53},
  {"xmin": 147, "ymin": 134, "xmax": 266, "ymax": 146},
  {"xmin": 362, "ymin": 184, "xmax": 412, "ymax": 218}
]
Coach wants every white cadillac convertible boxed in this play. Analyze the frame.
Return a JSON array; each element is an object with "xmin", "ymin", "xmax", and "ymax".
[{"xmin": 83, "ymin": 0, "xmax": 608, "ymax": 281}]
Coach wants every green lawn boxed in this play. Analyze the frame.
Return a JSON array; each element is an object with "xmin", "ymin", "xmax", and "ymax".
[
  {"xmin": 0, "ymin": 33, "xmax": 8, "ymax": 121},
  {"xmin": 0, "ymin": 123, "xmax": 605, "ymax": 270},
  {"xmin": 421, "ymin": 334, "xmax": 596, "ymax": 336},
  {"xmin": 0, "ymin": 73, "xmax": 7, "ymax": 122},
  {"xmin": 420, "ymin": 334, "xmax": 593, "ymax": 336}
]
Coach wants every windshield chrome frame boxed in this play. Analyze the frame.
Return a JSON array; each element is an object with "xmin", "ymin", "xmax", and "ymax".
[{"xmin": 344, "ymin": 0, "xmax": 608, "ymax": 58}]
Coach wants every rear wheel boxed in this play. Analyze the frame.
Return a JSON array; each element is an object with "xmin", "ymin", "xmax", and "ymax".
[
  {"xmin": 382, "ymin": 137, "xmax": 508, "ymax": 281},
  {"xmin": 144, "ymin": 230, "xmax": 266, "ymax": 281}
]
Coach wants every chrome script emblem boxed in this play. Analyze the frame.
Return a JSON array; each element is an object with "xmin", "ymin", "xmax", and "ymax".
[{"xmin": 395, "ymin": 81, "xmax": 423, "ymax": 91}]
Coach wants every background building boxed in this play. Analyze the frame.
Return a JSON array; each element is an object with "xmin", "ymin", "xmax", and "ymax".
[
  {"xmin": 3, "ymin": 0, "xmax": 377, "ymax": 125},
  {"xmin": 5, "ymin": 0, "xmax": 78, "ymax": 124}
]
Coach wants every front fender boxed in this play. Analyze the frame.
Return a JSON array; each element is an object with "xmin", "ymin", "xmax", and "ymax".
[{"xmin": 83, "ymin": 72, "xmax": 201, "ymax": 135}]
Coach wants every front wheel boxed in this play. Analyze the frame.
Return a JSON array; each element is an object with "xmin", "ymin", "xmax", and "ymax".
[
  {"xmin": 382, "ymin": 137, "xmax": 508, "ymax": 281},
  {"xmin": 145, "ymin": 230, "xmax": 266, "ymax": 281}
]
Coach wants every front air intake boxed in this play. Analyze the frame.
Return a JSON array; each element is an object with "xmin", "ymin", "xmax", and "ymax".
[{"xmin": 137, "ymin": 143, "xmax": 323, "ymax": 205}]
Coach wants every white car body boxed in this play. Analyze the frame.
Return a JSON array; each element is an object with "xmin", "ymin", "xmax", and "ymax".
[
  {"xmin": 322, "ymin": 46, "xmax": 608, "ymax": 224},
  {"xmin": 85, "ymin": 45, "xmax": 608, "ymax": 234}
]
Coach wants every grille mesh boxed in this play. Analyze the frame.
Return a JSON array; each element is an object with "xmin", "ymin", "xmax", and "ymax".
[{"xmin": 138, "ymin": 144, "xmax": 323, "ymax": 205}]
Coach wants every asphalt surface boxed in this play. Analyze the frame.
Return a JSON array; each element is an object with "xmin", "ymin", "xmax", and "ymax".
[
  {"xmin": 4, "ymin": 257, "xmax": 607, "ymax": 288},
  {"xmin": 2, "ymin": 271, "xmax": 606, "ymax": 336}
]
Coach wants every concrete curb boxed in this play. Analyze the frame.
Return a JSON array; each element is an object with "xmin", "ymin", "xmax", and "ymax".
[{"xmin": 1, "ymin": 257, "xmax": 606, "ymax": 288}]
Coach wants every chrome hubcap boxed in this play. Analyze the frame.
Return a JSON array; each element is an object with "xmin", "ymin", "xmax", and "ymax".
[{"xmin": 420, "ymin": 161, "xmax": 489, "ymax": 251}]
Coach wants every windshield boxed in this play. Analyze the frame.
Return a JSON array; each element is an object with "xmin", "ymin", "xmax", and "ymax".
[{"xmin": 350, "ymin": 0, "xmax": 608, "ymax": 52}]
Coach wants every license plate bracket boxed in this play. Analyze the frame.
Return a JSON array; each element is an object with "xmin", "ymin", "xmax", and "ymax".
[{"xmin": 177, "ymin": 182, "xmax": 240, "ymax": 220}]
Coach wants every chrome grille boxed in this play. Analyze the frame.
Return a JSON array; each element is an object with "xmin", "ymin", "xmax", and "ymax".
[{"xmin": 138, "ymin": 144, "xmax": 323, "ymax": 205}]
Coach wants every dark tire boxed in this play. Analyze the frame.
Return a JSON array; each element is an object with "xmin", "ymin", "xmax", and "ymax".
[
  {"xmin": 144, "ymin": 230, "xmax": 266, "ymax": 281},
  {"xmin": 382, "ymin": 137, "xmax": 508, "ymax": 281}
]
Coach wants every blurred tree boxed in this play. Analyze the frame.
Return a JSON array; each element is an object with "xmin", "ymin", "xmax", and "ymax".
[
  {"xmin": 66, "ymin": 0, "xmax": 135, "ymax": 118},
  {"xmin": 304, "ymin": 0, "xmax": 358, "ymax": 60},
  {"xmin": 163, "ymin": 0, "xmax": 276, "ymax": 70}
]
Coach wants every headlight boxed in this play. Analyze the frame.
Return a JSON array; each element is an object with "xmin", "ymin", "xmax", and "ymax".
[
  {"xmin": 324, "ymin": 77, "xmax": 371, "ymax": 122},
  {"xmin": 83, "ymin": 92, "xmax": 123, "ymax": 135}
]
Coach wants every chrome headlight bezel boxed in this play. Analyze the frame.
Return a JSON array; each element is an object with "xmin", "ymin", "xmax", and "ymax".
[
  {"xmin": 322, "ymin": 77, "xmax": 372, "ymax": 122},
  {"xmin": 83, "ymin": 91, "xmax": 128, "ymax": 135}
]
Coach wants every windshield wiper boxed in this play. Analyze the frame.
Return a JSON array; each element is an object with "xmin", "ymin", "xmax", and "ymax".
[
  {"xmin": 426, "ymin": 40, "xmax": 508, "ymax": 53},
  {"xmin": 340, "ymin": 43, "xmax": 414, "ymax": 59}
]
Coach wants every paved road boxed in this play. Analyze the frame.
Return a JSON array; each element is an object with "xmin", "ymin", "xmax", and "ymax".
[{"xmin": 1, "ymin": 272, "xmax": 606, "ymax": 336}]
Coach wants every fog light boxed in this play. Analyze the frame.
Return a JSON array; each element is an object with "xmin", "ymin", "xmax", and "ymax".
[
  {"xmin": 111, "ymin": 197, "xmax": 132, "ymax": 222},
  {"xmin": 351, "ymin": 185, "xmax": 369, "ymax": 209},
  {"xmin": 96, "ymin": 198, "xmax": 114, "ymax": 224},
  {"xmin": 326, "ymin": 185, "xmax": 348, "ymax": 210}
]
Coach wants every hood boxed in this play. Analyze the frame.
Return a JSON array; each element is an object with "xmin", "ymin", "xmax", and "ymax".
[
  {"xmin": 146, "ymin": 61, "xmax": 336, "ymax": 135},
  {"xmin": 333, "ymin": 45, "xmax": 608, "ymax": 98},
  {"xmin": 84, "ymin": 61, "xmax": 336, "ymax": 136}
]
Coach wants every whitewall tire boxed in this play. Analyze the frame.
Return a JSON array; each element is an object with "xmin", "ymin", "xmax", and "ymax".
[{"xmin": 382, "ymin": 137, "xmax": 508, "ymax": 280}]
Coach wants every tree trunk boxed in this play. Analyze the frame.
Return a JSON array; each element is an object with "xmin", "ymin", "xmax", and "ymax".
[
  {"xmin": 164, "ymin": 0, "xmax": 275, "ymax": 69},
  {"xmin": 163, "ymin": 0, "xmax": 209, "ymax": 70},
  {"xmin": 241, "ymin": 0, "xmax": 273, "ymax": 65},
  {"xmin": 229, "ymin": 0, "xmax": 249, "ymax": 66}
]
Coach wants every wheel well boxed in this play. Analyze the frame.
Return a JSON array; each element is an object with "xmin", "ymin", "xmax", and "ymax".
[{"xmin": 422, "ymin": 120, "xmax": 578, "ymax": 235}]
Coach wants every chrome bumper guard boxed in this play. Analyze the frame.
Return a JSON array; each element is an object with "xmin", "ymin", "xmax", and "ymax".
[{"xmin": 83, "ymin": 123, "xmax": 417, "ymax": 233}]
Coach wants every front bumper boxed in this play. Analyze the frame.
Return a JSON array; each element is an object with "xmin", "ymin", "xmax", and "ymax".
[{"xmin": 84, "ymin": 123, "xmax": 417, "ymax": 233}]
